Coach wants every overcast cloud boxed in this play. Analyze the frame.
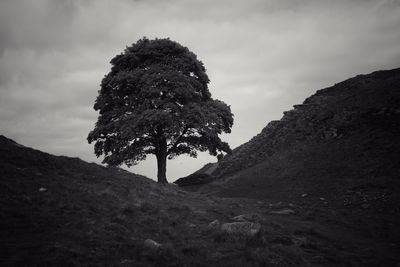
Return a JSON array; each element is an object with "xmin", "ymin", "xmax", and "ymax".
[{"xmin": 1, "ymin": 0, "xmax": 399, "ymax": 181}]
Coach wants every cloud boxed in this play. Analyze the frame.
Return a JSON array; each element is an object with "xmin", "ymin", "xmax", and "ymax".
[{"xmin": 0, "ymin": 0, "xmax": 399, "ymax": 180}]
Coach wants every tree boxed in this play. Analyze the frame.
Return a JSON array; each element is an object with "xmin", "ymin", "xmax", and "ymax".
[{"xmin": 87, "ymin": 37, "xmax": 233, "ymax": 183}]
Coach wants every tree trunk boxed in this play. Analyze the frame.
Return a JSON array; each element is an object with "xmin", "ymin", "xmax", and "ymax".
[{"xmin": 156, "ymin": 138, "xmax": 168, "ymax": 183}]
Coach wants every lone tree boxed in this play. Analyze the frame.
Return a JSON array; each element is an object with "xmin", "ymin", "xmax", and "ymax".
[{"xmin": 88, "ymin": 37, "xmax": 233, "ymax": 183}]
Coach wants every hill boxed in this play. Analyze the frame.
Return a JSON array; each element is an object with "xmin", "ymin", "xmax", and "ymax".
[
  {"xmin": 2, "ymin": 68, "xmax": 400, "ymax": 266},
  {"xmin": 174, "ymin": 68, "xmax": 400, "ymax": 265},
  {"xmin": 176, "ymin": 68, "xmax": 400, "ymax": 202},
  {"xmin": 0, "ymin": 135, "xmax": 254, "ymax": 266},
  {"xmin": 1, "ymin": 135, "xmax": 399, "ymax": 266}
]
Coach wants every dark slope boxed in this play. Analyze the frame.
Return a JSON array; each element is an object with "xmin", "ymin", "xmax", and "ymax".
[
  {"xmin": 0, "ymin": 135, "xmax": 234, "ymax": 266},
  {"xmin": 0, "ymin": 135, "xmax": 356, "ymax": 266},
  {"xmin": 174, "ymin": 68, "xmax": 400, "ymax": 257},
  {"xmin": 2, "ymin": 136, "xmax": 399, "ymax": 266},
  {"xmin": 215, "ymin": 68, "xmax": 400, "ymax": 180},
  {"xmin": 176, "ymin": 68, "xmax": 400, "ymax": 200}
]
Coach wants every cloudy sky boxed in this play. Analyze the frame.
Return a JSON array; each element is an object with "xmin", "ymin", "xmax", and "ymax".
[{"xmin": 1, "ymin": 0, "xmax": 399, "ymax": 181}]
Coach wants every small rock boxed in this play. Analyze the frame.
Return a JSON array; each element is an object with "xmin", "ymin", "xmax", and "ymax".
[
  {"xmin": 221, "ymin": 222, "xmax": 261, "ymax": 237},
  {"xmin": 208, "ymin": 219, "xmax": 220, "ymax": 229},
  {"xmin": 320, "ymin": 197, "xmax": 325, "ymax": 201},
  {"xmin": 301, "ymin": 193, "xmax": 308, "ymax": 198},
  {"xmin": 39, "ymin": 187, "xmax": 47, "ymax": 192},
  {"xmin": 120, "ymin": 259, "xmax": 135, "ymax": 265},
  {"xmin": 269, "ymin": 201, "xmax": 283, "ymax": 207},
  {"xmin": 270, "ymin": 209, "xmax": 295, "ymax": 215},
  {"xmin": 233, "ymin": 214, "xmax": 248, "ymax": 222},
  {"xmin": 233, "ymin": 213, "xmax": 259, "ymax": 222},
  {"xmin": 143, "ymin": 239, "xmax": 161, "ymax": 251}
]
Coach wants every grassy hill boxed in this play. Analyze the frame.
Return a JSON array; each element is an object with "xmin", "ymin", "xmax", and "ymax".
[
  {"xmin": 216, "ymin": 68, "xmax": 400, "ymax": 180},
  {"xmin": 176, "ymin": 68, "xmax": 400, "ymax": 209},
  {"xmin": 1, "ymin": 68, "xmax": 400, "ymax": 266},
  {"xmin": 175, "ymin": 68, "xmax": 400, "ymax": 266},
  {"xmin": 1, "ymin": 135, "xmax": 399, "ymax": 266}
]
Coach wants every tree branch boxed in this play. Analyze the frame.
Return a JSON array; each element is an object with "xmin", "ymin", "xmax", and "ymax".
[{"xmin": 167, "ymin": 126, "xmax": 189, "ymax": 155}]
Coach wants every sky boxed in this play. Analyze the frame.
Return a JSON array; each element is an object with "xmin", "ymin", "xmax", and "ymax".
[{"xmin": 1, "ymin": 0, "xmax": 399, "ymax": 182}]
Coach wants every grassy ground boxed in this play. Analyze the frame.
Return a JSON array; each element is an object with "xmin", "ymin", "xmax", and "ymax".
[{"xmin": 1, "ymin": 135, "xmax": 399, "ymax": 266}]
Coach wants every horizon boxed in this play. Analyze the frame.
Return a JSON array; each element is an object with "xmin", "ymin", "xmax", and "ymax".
[{"xmin": 1, "ymin": 0, "xmax": 400, "ymax": 181}]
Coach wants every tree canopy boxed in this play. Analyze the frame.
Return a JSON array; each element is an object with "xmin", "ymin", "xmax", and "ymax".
[{"xmin": 88, "ymin": 37, "xmax": 233, "ymax": 183}]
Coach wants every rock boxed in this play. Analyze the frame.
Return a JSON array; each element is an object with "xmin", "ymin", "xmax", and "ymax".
[
  {"xmin": 39, "ymin": 187, "xmax": 47, "ymax": 192},
  {"xmin": 208, "ymin": 219, "xmax": 220, "ymax": 229},
  {"xmin": 233, "ymin": 213, "xmax": 260, "ymax": 222},
  {"xmin": 268, "ymin": 201, "xmax": 283, "ymax": 207},
  {"xmin": 233, "ymin": 215, "xmax": 247, "ymax": 222},
  {"xmin": 120, "ymin": 259, "xmax": 135, "ymax": 265},
  {"xmin": 320, "ymin": 197, "xmax": 325, "ymax": 201},
  {"xmin": 323, "ymin": 127, "xmax": 338, "ymax": 140},
  {"xmin": 270, "ymin": 209, "xmax": 295, "ymax": 215},
  {"xmin": 301, "ymin": 193, "xmax": 308, "ymax": 198},
  {"xmin": 143, "ymin": 239, "xmax": 161, "ymax": 251},
  {"xmin": 221, "ymin": 222, "xmax": 261, "ymax": 237},
  {"xmin": 361, "ymin": 204, "xmax": 370, "ymax": 209}
]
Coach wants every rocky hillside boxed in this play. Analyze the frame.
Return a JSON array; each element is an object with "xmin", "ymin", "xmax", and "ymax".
[
  {"xmin": 215, "ymin": 68, "xmax": 400, "ymax": 178},
  {"xmin": 176, "ymin": 68, "xmax": 400, "ymax": 196}
]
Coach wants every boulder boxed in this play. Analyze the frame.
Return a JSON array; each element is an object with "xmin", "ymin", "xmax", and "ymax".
[
  {"xmin": 233, "ymin": 213, "xmax": 260, "ymax": 222},
  {"xmin": 221, "ymin": 222, "xmax": 261, "ymax": 237},
  {"xmin": 208, "ymin": 219, "xmax": 220, "ymax": 229},
  {"xmin": 233, "ymin": 214, "xmax": 247, "ymax": 222}
]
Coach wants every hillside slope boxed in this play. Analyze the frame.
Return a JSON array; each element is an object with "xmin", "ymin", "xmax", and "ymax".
[
  {"xmin": 0, "ymin": 135, "xmax": 255, "ymax": 266},
  {"xmin": 216, "ymin": 68, "xmax": 400, "ymax": 179},
  {"xmin": 2, "ymin": 135, "xmax": 400, "ymax": 266},
  {"xmin": 176, "ymin": 68, "xmax": 400, "ymax": 201},
  {"xmin": 175, "ymin": 69, "xmax": 400, "ymax": 258}
]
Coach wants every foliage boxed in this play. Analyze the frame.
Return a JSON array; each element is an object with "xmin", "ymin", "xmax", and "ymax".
[{"xmin": 88, "ymin": 37, "xmax": 233, "ymax": 182}]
